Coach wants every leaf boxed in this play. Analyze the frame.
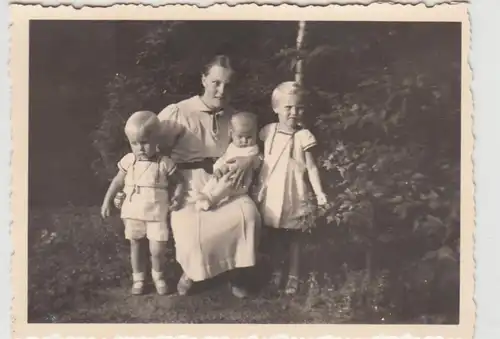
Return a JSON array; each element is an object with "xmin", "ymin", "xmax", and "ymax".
[
  {"xmin": 388, "ymin": 196, "xmax": 404, "ymax": 204},
  {"xmin": 377, "ymin": 233, "xmax": 396, "ymax": 243},
  {"xmin": 394, "ymin": 205, "xmax": 407, "ymax": 219},
  {"xmin": 412, "ymin": 173, "xmax": 425, "ymax": 180}
]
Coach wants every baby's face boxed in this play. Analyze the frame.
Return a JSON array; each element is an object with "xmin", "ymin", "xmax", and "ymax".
[
  {"xmin": 274, "ymin": 94, "xmax": 304, "ymax": 129},
  {"xmin": 231, "ymin": 123, "xmax": 256, "ymax": 148},
  {"xmin": 127, "ymin": 130, "xmax": 158, "ymax": 160}
]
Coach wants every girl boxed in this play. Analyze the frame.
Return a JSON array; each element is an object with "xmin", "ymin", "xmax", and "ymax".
[
  {"xmin": 257, "ymin": 81, "xmax": 327, "ymax": 295},
  {"xmin": 101, "ymin": 111, "xmax": 184, "ymax": 295}
]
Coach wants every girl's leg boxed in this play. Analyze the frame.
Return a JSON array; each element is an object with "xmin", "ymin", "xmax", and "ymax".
[
  {"xmin": 150, "ymin": 240, "xmax": 168, "ymax": 295},
  {"xmin": 285, "ymin": 232, "xmax": 301, "ymax": 295},
  {"xmin": 266, "ymin": 228, "xmax": 286, "ymax": 285},
  {"xmin": 130, "ymin": 239, "xmax": 146, "ymax": 295}
]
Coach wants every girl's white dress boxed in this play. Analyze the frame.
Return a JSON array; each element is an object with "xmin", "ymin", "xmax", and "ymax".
[{"xmin": 258, "ymin": 123, "xmax": 317, "ymax": 230}]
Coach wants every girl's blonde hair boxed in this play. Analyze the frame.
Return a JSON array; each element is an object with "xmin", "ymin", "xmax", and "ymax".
[
  {"xmin": 124, "ymin": 111, "xmax": 160, "ymax": 140},
  {"xmin": 271, "ymin": 81, "xmax": 305, "ymax": 110}
]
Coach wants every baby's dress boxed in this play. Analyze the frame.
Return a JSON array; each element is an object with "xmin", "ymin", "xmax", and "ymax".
[
  {"xmin": 119, "ymin": 153, "xmax": 176, "ymax": 223},
  {"xmin": 258, "ymin": 123, "xmax": 317, "ymax": 230},
  {"xmin": 199, "ymin": 143, "xmax": 260, "ymax": 206}
]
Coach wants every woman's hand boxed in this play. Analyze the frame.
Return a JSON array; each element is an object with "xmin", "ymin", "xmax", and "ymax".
[
  {"xmin": 225, "ymin": 156, "xmax": 256, "ymax": 189},
  {"xmin": 170, "ymin": 192, "xmax": 184, "ymax": 211}
]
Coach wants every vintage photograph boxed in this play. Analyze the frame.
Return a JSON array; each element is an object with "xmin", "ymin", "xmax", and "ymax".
[{"xmin": 11, "ymin": 3, "xmax": 473, "ymax": 338}]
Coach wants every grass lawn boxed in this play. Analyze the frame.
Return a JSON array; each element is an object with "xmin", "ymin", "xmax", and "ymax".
[
  {"xmin": 28, "ymin": 206, "xmax": 358, "ymax": 324},
  {"xmin": 28, "ymin": 205, "xmax": 457, "ymax": 324}
]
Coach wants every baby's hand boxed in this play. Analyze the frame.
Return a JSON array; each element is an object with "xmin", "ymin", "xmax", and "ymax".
[
  {"xmin": 101, "ymin": 203, "xmax": 111, "ymax": 219},
  {"xmin": 195, "ymin": 199, "xmax": 211, "ymax": 211},
  {"xmin": 316, "ymin": 192, "xmax": 328, "ymax": 206}
]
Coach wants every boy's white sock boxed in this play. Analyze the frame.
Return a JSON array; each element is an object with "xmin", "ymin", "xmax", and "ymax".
[
  {"xmin": 133, "ymin": 272, "xmax": 145, "ymax": 282},
  {"xmin": 152, "ymin": 270, "xmax": 164, "ymax": 282}
]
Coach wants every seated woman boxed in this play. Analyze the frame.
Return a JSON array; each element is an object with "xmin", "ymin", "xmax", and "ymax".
[{"xmin": 157, "ymin": 55, "xmax": 261, "ymax": 298}]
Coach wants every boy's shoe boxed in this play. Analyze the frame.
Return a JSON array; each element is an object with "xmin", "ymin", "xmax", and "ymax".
[
  {"xmin": 153, "ymin": 278, "xmax": 169, "ymax": 295},
  {"xmin": 285, "ymin": 275, "xmax": 299, "ymax": 295},
  {"xmin": 131, "ymin": 280, "xmax": 145, "ymax": 295},
  {"xmin": 177, "ymin": 273, "xmax": 194, "ymax": 296},
  {"xmin": 230, "ymin": 283, "xmax": 249, "ymax": 299},
  {"xmin": 270, "ymin": 270, "xmax": 283, "ymax": 289}
]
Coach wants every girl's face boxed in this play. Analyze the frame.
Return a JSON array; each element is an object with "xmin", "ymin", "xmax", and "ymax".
[
  {"xmin": 201, "ymin": 65, "xmax": 233, "ymax": 110},
  {"xmin": 127, "ymin": 131, "xmax": 158, "ymax": 160},
  {"xmin": 274, "ymin": 94, "xmax": 304, "ymax": 129},
  {"xmin": 231, "ymin": 123, "xmax": 256, "ymax": 148}
]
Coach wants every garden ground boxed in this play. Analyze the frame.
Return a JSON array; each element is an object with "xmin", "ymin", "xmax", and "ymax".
[
  {"xmin": 28, "ymin": 206, "xmax": 455, "ymax": 324},
  {"xmin": 28, "ymin": 206, "xmax": 353, "ymax": 324}
]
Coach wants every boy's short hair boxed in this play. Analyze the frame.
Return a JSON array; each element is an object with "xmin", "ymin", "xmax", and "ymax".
[
  {"xmin": 124, "ymin": 111, "xmax": 160, "ymax": 140},
  {"xmin": 230, "ymin": 111, "xmax": 257, "ymax": 133},
  {"xmin": 271, "ymin": 81, "xmax": 305, "ymax": 110}
]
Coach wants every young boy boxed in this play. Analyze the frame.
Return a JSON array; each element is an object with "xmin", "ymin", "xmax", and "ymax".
[{"xmin": 101, "ymin": 111, "xmax": 184, "ymax": 295}]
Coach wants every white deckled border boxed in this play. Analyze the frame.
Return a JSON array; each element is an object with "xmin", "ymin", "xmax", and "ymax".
[{"xmin": 8, "ymin": 3, "xmax": 474, "ymax": 339}]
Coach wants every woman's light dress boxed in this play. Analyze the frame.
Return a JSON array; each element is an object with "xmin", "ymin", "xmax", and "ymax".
[{"xmin": 158, "ymin": 96, "xmax": 261, "ymax": 281}]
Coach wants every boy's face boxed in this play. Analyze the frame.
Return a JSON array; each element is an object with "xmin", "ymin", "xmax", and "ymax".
[
  {"xmin": 274, "ymin": 94, "xmax": 304, "ymax": 129},
  {"xmin": 231, "ymin": 123, "xmax": 256, "ymax": 148},
  {"xmin": 127, "ymin": 130, "xmax": 158, "ymax": 160}
]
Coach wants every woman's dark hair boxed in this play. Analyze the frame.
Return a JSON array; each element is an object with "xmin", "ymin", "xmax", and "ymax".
[{"xmin": 202, "ymin": 55, "xmax": 234, "ymax": 76}]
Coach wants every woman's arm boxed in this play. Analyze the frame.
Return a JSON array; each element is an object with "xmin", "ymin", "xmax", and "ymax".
[
  {"xmin": 157, "ymin": 104, "xmax": 186, "ymax": 155},
  {"xmin": 304, "ymin": 150, "xmax": 327, "ymax": 206},
  {"xmin": 101, "ymin": 171, "xmax": 126, "ymax": 218},
  {"xmin": 169, "ymin": 170, "xmax": 185, "ymax": 211},
  {"xmin": 224, "ymin": 155, "xmax": 261, "ymax": 189}
]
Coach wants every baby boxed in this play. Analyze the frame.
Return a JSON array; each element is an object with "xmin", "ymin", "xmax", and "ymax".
[
  {"xmin": 101, "ymin": 111, "xmax": 183, "ymax": 295},
  {"xmin": 194, "ymin": 111, "xmax": 261, "ymax": 211}
]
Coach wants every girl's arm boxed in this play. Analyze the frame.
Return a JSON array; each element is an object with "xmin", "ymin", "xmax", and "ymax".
[
  {"xmin": 101, "ymin": 171, "xmax": 126, "ymax": 218},
  {"xmin": 304, "ymin": 150, "xmax": 327, "ymax": 205}
]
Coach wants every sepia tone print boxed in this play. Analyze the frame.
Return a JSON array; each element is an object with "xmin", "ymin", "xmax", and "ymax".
[{"xmin": 10, "ymin": 4, "xmax": 473, "ymax": 339}]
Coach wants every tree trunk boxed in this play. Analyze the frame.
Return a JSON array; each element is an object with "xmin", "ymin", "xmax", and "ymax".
[{"xmin": 295, "ymin": 21, "xmax": 306, "ymax": 85}]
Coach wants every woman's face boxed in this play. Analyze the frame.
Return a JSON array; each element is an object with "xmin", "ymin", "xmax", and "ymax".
[{"xmin": 201, "ymin": 65, "xmax": 233, "ymax": 109}]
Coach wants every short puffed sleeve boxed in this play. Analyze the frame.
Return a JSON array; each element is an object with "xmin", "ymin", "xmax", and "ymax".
[
  {"xmin": 160, "ymin": 156, "xmax": 177, "ymax": 177},
  {"xmin": 157, "ymin": 104, "xmax": 186, "ymax": 150},
  {"xmin": 259, "ymin": 123, "xmax": 275, "ymax": 142},
  {"xmin": 117, "ymin": 153, "xmax": 135, "ymax": 172},
  {"xmin": 297, "ymin": 129, "xmax": 318, "ymax": 152}
]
